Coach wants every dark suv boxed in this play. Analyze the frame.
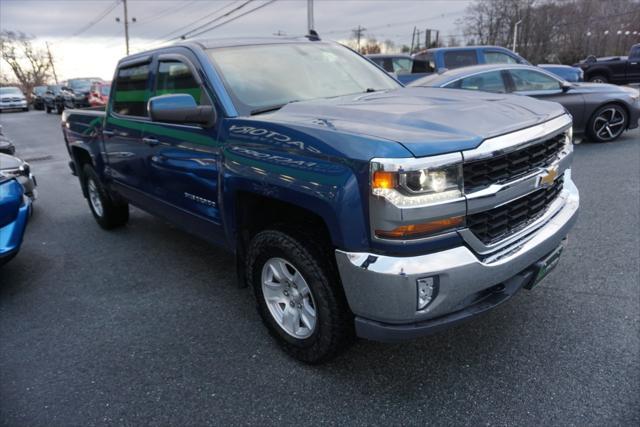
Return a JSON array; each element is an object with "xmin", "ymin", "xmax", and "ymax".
[
  {"xmin": 61, "ymin": 78, "xmax": 103, "ymax": 109},
  {"xmin": 44, "ymin": 85, "xmax": 64, "ymax": 114}
]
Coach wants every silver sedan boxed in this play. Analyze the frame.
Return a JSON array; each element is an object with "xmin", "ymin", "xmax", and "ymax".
[{"xmin": 409, "ymin": 64, "xmax": 640, "ymax": 142}]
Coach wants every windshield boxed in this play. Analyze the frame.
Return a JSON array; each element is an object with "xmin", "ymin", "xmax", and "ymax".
[
  {"xmin": 208, "ymin": 42, "xmax": 400, "ymax": 115},
  {"xmin": 100, "ymin": 85, "xmax": 111, "ymax": 96},
  {"xmin": 0, "ymin": 87, "xmax": 23, "ymax": 95},
  {"xmin": 34, "ymin": 86, "xmax": 47, "ymax": 95},
  {"xmin": 408, "ymin": 73, "xmax": 448, "ymax": 87},
  {"xmin": 68, "ymin": 79, "xmax": 92, "ymax": 91}
]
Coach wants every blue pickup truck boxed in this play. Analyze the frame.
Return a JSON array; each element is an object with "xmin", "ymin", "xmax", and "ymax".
[
  {"xmin": 61, "ymin": 37, "xmax": 579, "ymax": 363},
  {"xmin": 370, "ymin": 46, "xmax": 583, "ymax": 84}
]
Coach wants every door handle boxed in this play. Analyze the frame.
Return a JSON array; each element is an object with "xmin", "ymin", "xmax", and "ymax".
[
  {"xmin": 142, "ymin": 137, "xmax": 160, "ymax": 146},
  {"xmin": 103, "ymin": 130, "xmax": 115, "ymax": 137}
]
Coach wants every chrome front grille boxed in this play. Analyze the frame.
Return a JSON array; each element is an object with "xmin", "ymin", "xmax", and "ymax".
[
  {"xmin": 463, "ymin": 133, "xmax": 565, "ymax": 192},
  {"xmin": 467, "ymin": 176, "xmax": 564, "ymax": 244}
]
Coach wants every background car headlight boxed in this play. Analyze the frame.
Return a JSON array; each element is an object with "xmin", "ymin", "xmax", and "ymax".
[{"xmin": 371, "ymin": 153, "xmax": 463, "ymax": 207}]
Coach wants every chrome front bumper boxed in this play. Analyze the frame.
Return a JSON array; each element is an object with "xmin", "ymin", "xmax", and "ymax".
[{"xmin": 335, "ymin": 173, "xmax": 579, "ymax": 338}]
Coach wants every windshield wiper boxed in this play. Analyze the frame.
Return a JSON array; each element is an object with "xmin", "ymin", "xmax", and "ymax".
[{"xmin": 250, "ymin": 100, "xmax": 299, "ymax": 115}]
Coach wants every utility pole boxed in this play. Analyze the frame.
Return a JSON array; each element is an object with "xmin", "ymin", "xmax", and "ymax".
[
  {"xmin": 116, "ymin": 0, "xmax": 136, "ymax": 55},
  {"xmin": 352, "ymin": 25, "xmax": 366, "ymax": 52},
  {"xmin": 410, "ymin": 26, "xmax": 416, "ymax": 54},
  {"xmin": 512, "ymin": 19, "xmax": 522, "ymax": 53},
  {"xmin": 45, "ymin": 42, "xmax": 58, "ymax": 84},
  {"xmin": 307, "ymin": 0, "xmax": 314, "ymax": 33}
]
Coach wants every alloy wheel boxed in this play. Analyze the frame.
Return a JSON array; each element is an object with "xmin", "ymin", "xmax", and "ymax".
[
  {"xmin": 87, "ymin": 178, "xmax": 104, "ymax": 217},
  {"xmin": 593, "ymin": 107, "xmax": 626, "ymax": 141},
  {"xmin": 261, "ymin": 257, "xmax": 317, "ymax": 339}
]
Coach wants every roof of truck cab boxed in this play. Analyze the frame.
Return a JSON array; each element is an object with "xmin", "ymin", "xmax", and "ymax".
[{"xmin": 117, "ymin": 36, "xmax": 331, "ymax": 64}]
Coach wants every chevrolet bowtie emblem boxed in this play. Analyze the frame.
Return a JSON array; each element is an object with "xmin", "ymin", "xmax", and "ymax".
[{"xmin": 538, "ymin": 166, "xmax": 558, "ymax": 187}]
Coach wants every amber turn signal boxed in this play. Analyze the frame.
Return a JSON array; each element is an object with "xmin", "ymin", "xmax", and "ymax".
[
  {"xmin": 372, "ymin": 171, "xmax": 396, "ymax": 189},
  {"xmin": 376, "ymin": 216, "xmax": 464, "ymax": 239}
]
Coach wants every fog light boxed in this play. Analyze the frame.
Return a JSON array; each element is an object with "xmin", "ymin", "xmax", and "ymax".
[{"xmin": 417, "ymin": 277, "xmax": 438, "ymax": 310}]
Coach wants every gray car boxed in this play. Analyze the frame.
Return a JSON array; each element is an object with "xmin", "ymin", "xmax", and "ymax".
[{"xmin": 409, "ymin": 64, "xmax": 640, "ymax": 142}]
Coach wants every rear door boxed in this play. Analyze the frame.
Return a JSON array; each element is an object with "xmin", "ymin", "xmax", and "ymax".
[
  {"xmin": 505, "ymin": 68, "xmax": 586, "ymax": 128},
  {"xmin": 143, "ymin": 51, "xmax": 224, "ymax": 230},
  {"xmin": 103, "ymin": 59, "xmax": 155, "ymax": 195}
]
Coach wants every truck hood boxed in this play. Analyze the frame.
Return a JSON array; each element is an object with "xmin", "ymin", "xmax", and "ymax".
[{"xmin": 261, "ymin": 87, "xmax": 566, "ymax": 157}]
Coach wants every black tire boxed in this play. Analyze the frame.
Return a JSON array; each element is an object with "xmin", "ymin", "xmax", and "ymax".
[
  {"xmin": 82, "ymin": 164, "xmax": 129, "ymax": 229},
  {"xmin": 588, "ymin": 74, "xmax": 608, "ymax": 83},
  {"xmin": 23, "ymin": 107, "xmax": 29, "ymax": 112},
  {"xmin": 246, "ymin": 228, "xmax": 354, "ymax": 364},
  {"xmin": 586, "ymin": 104, "xmax": 628, "ymax": 143},
  {"xmin": 45, "ymin": 105, "xmax": 52, "ymax": 114},
  {"xmin": 56, "ymin": 103, "xmax": 64, "ymax": 114}
]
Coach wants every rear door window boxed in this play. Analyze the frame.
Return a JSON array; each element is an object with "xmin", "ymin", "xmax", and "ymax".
[
  {"xmin": 443, "ymin": 50, "xmax": 478, "ymax": 69},
  {"xmin": 630, "ymin": 46, "xmax": 640, "ymax": 60},
  {"xmin": 455, "ymin": 71, "xmax": 507, "ymax": 93},
  {"xmin": 485, "ymin": 51, "xmax": 518, "ymax": 64},
  {"xmin": 156, "ymin": 60, "xmax": 203, "ymax": 104},
  {"xmin": 112, "ymin": 63, "xmax": 150, "ymax": 116}
]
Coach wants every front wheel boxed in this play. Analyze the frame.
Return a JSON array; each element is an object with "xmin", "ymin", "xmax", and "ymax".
[
  {"xmin": 587, "ymin": 104, "xmax": 628, "ymax": 142},
  {"xmin": 82, "ymin": 164, "xmax": 129, "ymax": 229},
  {"xmin": 246, "ymin": 229, "xmax": 353, "ymax": 364}
]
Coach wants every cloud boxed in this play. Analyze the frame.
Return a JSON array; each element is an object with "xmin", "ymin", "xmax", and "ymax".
[{"xmin": 1, "ymin": 0, "xmax": 470, "ymax": 79}]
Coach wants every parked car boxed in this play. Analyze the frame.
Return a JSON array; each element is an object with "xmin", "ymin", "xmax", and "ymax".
[
  {"xmin": 0, "ymin": 87, "xmax": 29, "ymax": 112},
  {"xmin": 31, "ymin": 85, "xmax": 47, "ymax": 110},
  {"xmin": 88, "ymin": 81, "xmax": 111, "ymax": 107},
  {"xmin": 409, "ymin": 63, "xmax": 640, "ymax": 142},
  {"xmin": 61, "ymin": 78, "xmax": 103, "ymax": 109},
  {"xmin": 537, "ymin": 64, "xmax": 584, "ymax": 83},
  {"xmin": 410, "ymin": 46, "xmax": 583, "ymax": 84},
  {"xmin": 367, "ymin": 53, "xmax": 436, "ymax": 84},
  {"xmin": 44, "ymin": 85, "xmax": 64, "ymax": 114},
  {"xmin": 0, "ymin": 125, "xmax": 16, "ymax": 155},
  {"xmin": 0, "ymin": 153, "xmax": 37, "ymax": 201},
  {"xmin": 0, "ymin": 173, "xmax": 31, "ymax": 267},
  {"xmin": 574, "ymin": 44, "xmax": 640, "ymax": 84},
  {"xmin": 61, "ymin": 37, "xmax": 578, "ymax": 363}
]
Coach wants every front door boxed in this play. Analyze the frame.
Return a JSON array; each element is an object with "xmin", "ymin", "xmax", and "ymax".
[
  {"xmin": 506, "ymin": 68, "xmax": 586, "ymax": 129},
  {"xmin": 627, "ymin": 45, "xmax": 640, "ymax": 84},
  {"xmin": 143, "ymin": 53, "xmax": 224, "ymax": 238},
  {"xmin": 103, "ymin": 60, "xmax": 154, "ymax": 195}
]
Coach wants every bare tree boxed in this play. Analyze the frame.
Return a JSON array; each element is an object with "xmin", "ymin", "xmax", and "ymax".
[
  {"xmin": 1, "ymin": 31, "xmax": 52, "ymax": 94},
  {"xmin": 459, "ymin": 0, "xmax": 640, "ymax": 64}
]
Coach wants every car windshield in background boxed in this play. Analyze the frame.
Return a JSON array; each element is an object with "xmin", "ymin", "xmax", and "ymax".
[
  {"xmin": 68, "ymin": 80, "xmax": 92, "ymax": 91},
  {"xmin": 208, "ymin": 43, "xmax": 400, "ymax": 114},
  {"xmin": 100, "ymin": 85, "xmax": 111, "ymax": 96},
  {"xmin": 34, "ymin": 86, "xmax": 47, "ymax": 95},
  {"xmin": 0, "ymin": 87, "xmax": 23, "ymax": 95}
]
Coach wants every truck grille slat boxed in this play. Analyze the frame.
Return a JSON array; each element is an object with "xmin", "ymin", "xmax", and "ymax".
[
  {"xmin": 467, "ymin": 176, "xmax": 564, "ymax": 244},
  {"xmin": 464, "ymin": 133, "xmax": 565, "ymax": 192}
]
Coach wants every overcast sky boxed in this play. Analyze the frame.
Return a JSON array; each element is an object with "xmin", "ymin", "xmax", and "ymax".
[{"xmin": 0, "ymin": 0, "xmax": 472, "ymax": 81}]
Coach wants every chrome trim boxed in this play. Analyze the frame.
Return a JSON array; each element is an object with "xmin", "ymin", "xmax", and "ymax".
[
  {"xmin": 465, "ymin": 144, "xmax": 573, "ymax": 215},
  {"xmin": 371, "ymin": 152, "xmax": 462, "ymax": 172},
  {"xmin": 460, "ymin": 170, "xmax": 575, "ymax": 255},
  {"xmin": 335, "ymin": 177, "xmax": 578, "ymax": 324},
  {"xmin": 462, "ymin": 114, "xmax": 572, "ymax": 162}
]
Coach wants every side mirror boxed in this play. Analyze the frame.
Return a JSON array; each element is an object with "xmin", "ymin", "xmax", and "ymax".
[
  {"xmin": 148, "ymin": 94, "xmax": 216, "ymax": 127},
  {"xmin": 561, "ymin": 82, "xmax": 572, "ymax": 92}
]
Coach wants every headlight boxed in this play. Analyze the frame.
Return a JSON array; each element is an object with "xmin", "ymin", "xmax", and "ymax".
[{"xmin": 371, "ymin": 153, "xmax": 463, "ymax": 208}]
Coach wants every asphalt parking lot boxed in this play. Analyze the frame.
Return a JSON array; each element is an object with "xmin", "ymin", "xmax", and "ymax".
[{"xmin": 1, "ymin": 109, "xmax": 638, "ymax": 426}]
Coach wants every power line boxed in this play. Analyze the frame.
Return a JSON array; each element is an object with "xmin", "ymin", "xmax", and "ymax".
[
  {"xmin": 176, "ymin": 0, "xmax": 255, "ymax": 40},
  {"xmin": 182, "ymin": 0, "xmax": 278, "ymax": 40},
  {"xmin": 154, "ymin": 0, "xmax": 241, "ymax": 42},
  {"xmin": 59, "ymin": 0, "xmax": 120, "ymax": 42}
]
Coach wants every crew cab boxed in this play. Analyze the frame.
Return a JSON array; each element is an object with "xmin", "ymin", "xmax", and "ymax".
[
  {"xmin": 575, "ymin": 44, "xmax": 640, "ymax": 84},
  {"xmin": 61, "ymin": 37, "xmax": 579, "ymax": 363},
  {"xmin": 380, "ymin": 46, "xmax": 583, "ymax": 85}
]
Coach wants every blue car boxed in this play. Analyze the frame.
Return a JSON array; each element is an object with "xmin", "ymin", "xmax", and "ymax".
[{"xmin": 0, "ymin": 174, "xmax": 31, "ymax": 266}]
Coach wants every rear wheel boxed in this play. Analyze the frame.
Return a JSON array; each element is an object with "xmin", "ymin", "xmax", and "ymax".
[
  {"xmin": 588, "ymin": 74, "xmax": 608, "ymax": 83},
  {"xmin": 587, "ymin": 104, "xmax": 628, "ymax": 142},
  {"xmin": 46, "ymin": 105, "xmax": 52, "ymax": 113},
  {"xmin": 246, "ymin": 229, "xmax": 353, "ymax": 364},
  {"xmin": 82, "ymin": 164, "xmax": 129, "ymax": 229}
]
